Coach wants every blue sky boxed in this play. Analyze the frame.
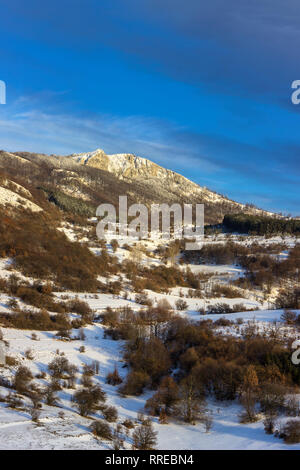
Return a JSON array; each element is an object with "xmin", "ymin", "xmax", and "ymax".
[{"xmin": 0, "ymin": 0, "xmax": 300, "ymax": 214}]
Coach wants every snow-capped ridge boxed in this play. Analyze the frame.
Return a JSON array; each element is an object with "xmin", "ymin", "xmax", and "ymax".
[{"xmin": 68, "ymin": 148, "xmax": 275, "ymax": 217}]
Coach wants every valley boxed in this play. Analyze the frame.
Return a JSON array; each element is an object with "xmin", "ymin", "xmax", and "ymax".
[{"xmin": 0, "ymin": 150, "xmax": 299, "ymax": 450}]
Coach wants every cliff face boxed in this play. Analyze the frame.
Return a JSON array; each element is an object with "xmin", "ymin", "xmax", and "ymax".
[
  {"xmin": 71, "ymin": 149, "xmax": 179, "ymax": 180},
  {"xmin": 69, "ymin": 148, "xmax": 245, "ymax": 208}
]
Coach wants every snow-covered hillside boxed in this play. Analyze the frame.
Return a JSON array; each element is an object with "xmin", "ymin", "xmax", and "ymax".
[
  {"xmin": 0, "ymin": 205, "xmax": 299, "ymax": 450},
  {"xmin": 1, "ymin": 305, "xmax": 300, "ymax": 450}
]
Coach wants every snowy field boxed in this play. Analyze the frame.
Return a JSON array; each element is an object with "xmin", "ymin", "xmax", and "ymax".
[
  {"xmin": 1, "ymin": 319, "xmax": 300, "ymax": 450},
  {"xmin": 0, "ymin": 230, "xmax": 299, "ymax": 450}
]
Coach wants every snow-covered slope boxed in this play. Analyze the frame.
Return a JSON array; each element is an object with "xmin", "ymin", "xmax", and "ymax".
[
  {"xmin": 0, "ymin": 148, "xmax": 279, "ymax": 224},
  {"xmin": 1, "ymin": 306, "xmax": 299, "ymax": 450},
  {"xmin": 0, "ymin": 182, "xmax": 42, "ymax": 212},
  {"xmin": 69, "ymin": 148, "xmax": 275, "ymax": 218}
]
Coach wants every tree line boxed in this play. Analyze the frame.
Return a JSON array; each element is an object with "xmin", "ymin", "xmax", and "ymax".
[{"xmin": 223, "ymin": 213, "xmax": 300, "ymax": 235}]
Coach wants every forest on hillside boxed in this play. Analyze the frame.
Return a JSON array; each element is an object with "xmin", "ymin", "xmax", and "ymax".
[{"xmin": 223, "ymin": 214, "xmax": 300, "ymax": 235}]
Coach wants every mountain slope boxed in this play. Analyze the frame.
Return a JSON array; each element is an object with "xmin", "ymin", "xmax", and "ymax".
[
  {"xmin": 68, "ymin": 148, "xmax": 274, "ymax": 222},
  {"xmin": 70, "ymin": 148, "xmax": 238, "ymax": 201},
  {"xmin": 0, "ymin": 149, "xmax": 274, "ymax": 224}
]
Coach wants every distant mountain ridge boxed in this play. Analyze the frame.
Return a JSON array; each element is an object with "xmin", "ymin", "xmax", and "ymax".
[
  {"xmin": 0, "ymin": 148, "xmax": 276, "ymax": 224},
  {"xmin": 68, "ymin": 148, "xmax": 274, "ymax": 218}
]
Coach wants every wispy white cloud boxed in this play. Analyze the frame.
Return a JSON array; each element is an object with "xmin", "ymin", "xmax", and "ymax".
[
  {"xmin": 0, "ymin": 94, "xmax": 299, "ymax": 214},
  {"xmin": 0, "ymin": 96, "xmax": 218, "ymax": 174}
]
